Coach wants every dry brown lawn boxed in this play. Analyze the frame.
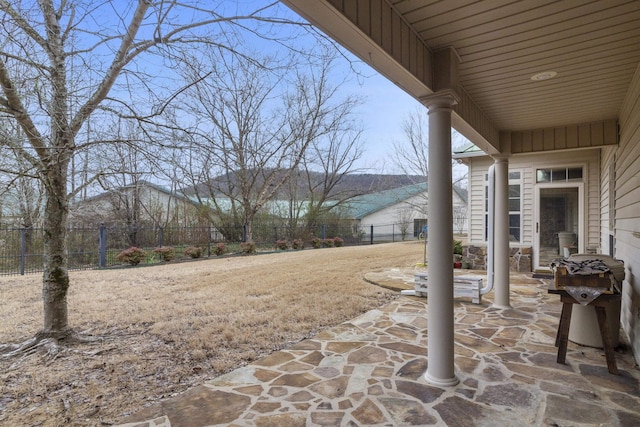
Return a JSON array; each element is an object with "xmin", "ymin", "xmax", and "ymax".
[{"xmin": 0, "ymin": 241, "xmax": 424, "ymax": 426}]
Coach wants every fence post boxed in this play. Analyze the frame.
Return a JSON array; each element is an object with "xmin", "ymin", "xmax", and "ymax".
[
  {"xmin": 20, "ymin": 227, "xmax": 26, "ymax": 275},
  {"xmin": 393, "ymin": 224, "xmax": 395, "ymax": 242},
  {"xmin": 321, "ymin": 224, "xmax": 326, "ymax": 248},
  {"xmin": 157, "ymin": 226, "xmax": 163, "ymax": 248},
  {"xmin": 242, "ymin": 224, "xmax": 247, "ymax": 242},
  {"xmin": 207, "ymin": 225, "xmax": 212, "ymax": 257},
  {"xmin": 370, "ymin": 224, "xmax": 374, "ymax": 245},
  {"xmin": 274, "ymin": 226, "xmax": 278, "ymax": 243},
  {"xmin": 99, "ymin": 223, "xmax": 107, "ymax": 267}
]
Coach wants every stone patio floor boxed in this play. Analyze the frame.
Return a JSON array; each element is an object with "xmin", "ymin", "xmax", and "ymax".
[{"xmin": 116, "ymin": 271, "xmax": 640, "ymax": 427}]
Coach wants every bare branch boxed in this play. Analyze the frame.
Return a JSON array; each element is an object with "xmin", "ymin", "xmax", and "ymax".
[
  {"xmin": 70, "ymin": 1, "xmax": 151, "ymax": 135},
  {"xmin": 0, "ymin": 58, "xmax": 47, "ymax": 159},
  {"xmin": 0, "ymin": 1, "xmax": 49, "ymax": 50}
]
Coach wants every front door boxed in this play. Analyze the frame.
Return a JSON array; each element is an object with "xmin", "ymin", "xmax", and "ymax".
[{"xmin": 535, "ymin": 185, "xmax": 583, "ymax": 270}]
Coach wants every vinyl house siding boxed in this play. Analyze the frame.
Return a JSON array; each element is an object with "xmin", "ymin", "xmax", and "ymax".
[
  {"xmin": 600, "ymin": 146, "xmax": 615, "ymax": 254},
  {"xmin": 357, "ymin": 191, "xmax": 467, "ymax": 236},
  {"xmin": 363, "ymin": 193, "xmax": 425, "ymax": 224},
  {"xmin": 615, "ymin": 64, "xmax": 640, "ymax": 364},
  {"xmin": 468, "ymin": 149, "xmax": 601, "ymax": 252},
  {"xmin": 468, "ymin": 157, "xmax": 491, "ymax": 244}
]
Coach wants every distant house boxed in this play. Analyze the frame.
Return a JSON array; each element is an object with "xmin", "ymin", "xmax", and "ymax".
[
  {"xmin": 342, "ymin": 182, "xmax": 468, "ymax": 241},
  {"xmin": 70, "ymin": 180, "xmax": 208, "ymax": 227}
]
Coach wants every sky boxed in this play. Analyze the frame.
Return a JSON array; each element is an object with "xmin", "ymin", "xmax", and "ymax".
[
  {"xmin": 344, "ymin": 69, "xmax": 424, "ymax": 172},
  {"xmin": 207, "ymin": 0, "xmax": 428, "ymax": 174},
  {"xmin": 98, "ymin": 1, "xmax": 464, "ymax": 178},
  {"xmin": 106, "ymin": 0, "xmax": 463, "ymax": 176},
  {"xmin": 266, "ymin": 1, "xmax": 468, "ymax": 176}
]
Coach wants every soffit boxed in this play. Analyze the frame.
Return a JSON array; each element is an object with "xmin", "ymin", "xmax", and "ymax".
[
  {"xmin": 390, "ymin": 0, "xmax": 640, "ymax": 131},
  {"xmin": 283, "ymin": 0, "xmax": 640, "ymax": 134}
]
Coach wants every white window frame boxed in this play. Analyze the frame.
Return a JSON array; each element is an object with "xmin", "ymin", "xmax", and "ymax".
[{"xmin": 484, "ymin": 169, "xmax": 522, "ymax": 243}]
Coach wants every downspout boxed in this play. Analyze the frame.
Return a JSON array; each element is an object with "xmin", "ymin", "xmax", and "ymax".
[{"xmin": 481, "ymin": 164, "xmax": 495, "ymax": 295}]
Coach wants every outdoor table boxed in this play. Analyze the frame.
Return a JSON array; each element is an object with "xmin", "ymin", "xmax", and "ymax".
[{"xmin": 548, "ymin": 287, "xmax": 620, "ymax": 375}]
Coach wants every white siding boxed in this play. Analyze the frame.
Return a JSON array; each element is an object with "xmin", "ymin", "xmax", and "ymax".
[
  {"xmin": 600, "ymin": 146, "xmax": 616, "ymax": 254},
  {"xmin": 616, "ymin": 63, "xmax": 640, "ymax": 365},
  {"xmin": 468, "ymin": 149, "xmax": 601, "ymax": 250},
  {"xmin": 359, "ymin": 192, "xmax": 428, "ymax": 239},
  {"xmin": 358, "ymin": 190, "xmax": 467, "ymax": 238},
  {"xmin": 468, "ymin": 157, "xmax": 492, "ymax": 243},
  {"xmin": 586, "ymin": 151, "xmax": 602, "ymax": 251},
  {"xmin": 521, "ymin": 164, "xmax": 535, "ymax": 245}
]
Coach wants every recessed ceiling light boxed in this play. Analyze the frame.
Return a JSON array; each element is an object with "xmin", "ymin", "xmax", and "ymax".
[{"xmin": 531, "ymin": 71, "xmax": 557, "ymax": 81}]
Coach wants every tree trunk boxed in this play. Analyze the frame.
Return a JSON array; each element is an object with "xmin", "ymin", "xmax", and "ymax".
[
  {"xmin": 244, "ymin": 221, "xmax": 253, "ymax": 242},
  {"xmin": 41, "ymin": 162, "xmax": 71, "ymax": 338}
]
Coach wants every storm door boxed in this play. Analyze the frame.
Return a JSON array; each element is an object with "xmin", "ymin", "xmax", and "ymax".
[{"xmin": 534, "ymin": 184, "xmax": 583, "ymax": 271}]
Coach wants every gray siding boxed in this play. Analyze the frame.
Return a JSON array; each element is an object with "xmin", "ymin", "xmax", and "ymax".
[{"xmin": 616, "ymin": 63, "xmax": 640, "ymax": 365}]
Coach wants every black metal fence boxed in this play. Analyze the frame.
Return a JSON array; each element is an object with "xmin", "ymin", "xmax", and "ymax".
[{"xmin": 0, "ymin": 220, "xmax": 416, "ymax": 276}]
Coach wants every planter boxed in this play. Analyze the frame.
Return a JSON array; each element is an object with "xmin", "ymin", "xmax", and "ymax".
[{"xmin": 454, "ymin": 261, "xmax": 462, "ymax": 269}]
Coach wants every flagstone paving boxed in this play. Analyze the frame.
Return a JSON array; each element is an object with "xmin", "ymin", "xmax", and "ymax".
[{"xmin": 116, "ymin": 272, "xmax": 640, "ymax": 426}]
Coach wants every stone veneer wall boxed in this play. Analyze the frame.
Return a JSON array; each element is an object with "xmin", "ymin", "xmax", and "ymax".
[{"xmin": 463, "ymin": 245, "xmax": 532, "ymax": 272}]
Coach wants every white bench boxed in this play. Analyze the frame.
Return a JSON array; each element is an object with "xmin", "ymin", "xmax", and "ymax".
[{"xmin": 413, "ymin": 273, "xmax": 484, "ymax": 304}]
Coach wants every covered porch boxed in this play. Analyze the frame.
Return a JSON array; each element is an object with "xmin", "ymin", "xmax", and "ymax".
[
  {"xmin": 280, "ymin": 0, "xmax": 640, "ymax": 386},
  {"xmin": 117, "ymin": 271, "xmax": 640, "ymax": 426}
]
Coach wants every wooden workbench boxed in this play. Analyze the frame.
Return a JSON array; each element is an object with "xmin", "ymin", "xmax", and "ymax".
[{"xmin": 548, "ymin": 288, "xmax": 620, "ymax": 375}]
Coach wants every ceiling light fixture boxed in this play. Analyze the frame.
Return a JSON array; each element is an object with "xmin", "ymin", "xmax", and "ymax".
[{"xmin": 530, "ymin": 71, "xmax": 557, "ymax": 81}]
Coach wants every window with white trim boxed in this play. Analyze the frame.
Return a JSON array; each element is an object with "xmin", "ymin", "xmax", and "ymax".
[
  {"xmin": 485, "ymin": 170, "xmax": 522, "ymax": 242},
  {"xmin": 536, "ymin": 167, "xmax": 582, "ymax": 183}
]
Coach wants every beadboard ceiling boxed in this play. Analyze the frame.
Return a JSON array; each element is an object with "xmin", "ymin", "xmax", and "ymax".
[{"xmin": 283, "ymin": 0, "xmax": 640, "ymax": 134}]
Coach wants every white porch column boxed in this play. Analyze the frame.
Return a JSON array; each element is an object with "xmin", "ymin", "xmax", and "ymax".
[
  {"xmin": 423, "ymin": 91, "xmax": 459, "ymax": 387},
  {"xmin": 493, "ymin": 156, "xmax": 511, "ymax": 308}
]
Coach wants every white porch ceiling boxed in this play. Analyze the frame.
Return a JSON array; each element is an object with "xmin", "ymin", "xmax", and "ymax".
[{"xmin": 282, "ymin": 0, "xmax": 640, "ymax": 146}]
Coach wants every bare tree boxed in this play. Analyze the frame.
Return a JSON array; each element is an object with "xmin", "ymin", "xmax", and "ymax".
[
  {"xmin": 0, "ymin": 159, "xmax": 43, "ymax": 230},
  {"xmin": 392, "ymin": 107, "xmax": 468, "ymax": 187},
  {"xmin": 0, "ymin": 0, "xmax": 310, "ymax": 350},
  {"xmin": 296, "ymin": 124, "xmax": 364, "ymax": 235},
  {"xmin": 453, "ymin": 203, "xmax": 467, "ymax": 235},
  {"xmin": 392, "ymin": 108, "xmax": 430, "ymax": 180},
  {"xmin": 175, "ymin": 44, "xmax": 354, "ymax": 242},
  {"xmin": 394, "ymin": 204, "xmax": 416, "ymax": 241},
  {"xmin": 0, "ymin": 124, "xmax": 44, "ymax": 260}
]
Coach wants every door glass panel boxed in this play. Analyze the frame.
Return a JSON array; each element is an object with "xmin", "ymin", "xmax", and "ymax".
[{"xmin": 538, "ymin": 187, "xmax": 579, "ymax": 268}]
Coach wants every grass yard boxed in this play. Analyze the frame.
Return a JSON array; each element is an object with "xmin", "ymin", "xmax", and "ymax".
[{"xmin": 0, "ymin": 241, "xmax": 424, "ymax": 426}]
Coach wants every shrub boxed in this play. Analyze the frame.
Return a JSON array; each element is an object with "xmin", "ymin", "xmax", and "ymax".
[
  {"xmin": 153, "ymin": 246, "xmax": 175, "ymax": 262},
  {"xmin": 185, "ymin": 246, "xmax": 203, "ymax": 259},
  {"xmin": 323, "ymin": 238, "xmax": 335, "ymax": 247},
  {"xmin": 240, "ymin": 241, "xmax": 256, "ymax": 254},
  {"xmin": 213, "ymin": 242, "xmax": 226, "ymax": 256},
  {"xmin": 333, "ymin": 236, "xmax": 344, "ymax": 247},
  {"xmin": 275, "ymin": 239, "xmax": 290, "ymax": 250},
  {"xmin": 292, "ymin": 239, "xmax": 305, "ymax": 250},
  {"xmin": 453, "ymin": 240, "xmax": 463, "ymax": 255},
  {"xmin": 116, "ymin": 247, "xmax": 147, "ymax": 266},
  {"xmin": 311, "ymin": 237, "xmax": 323, "ymax": 249}
]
